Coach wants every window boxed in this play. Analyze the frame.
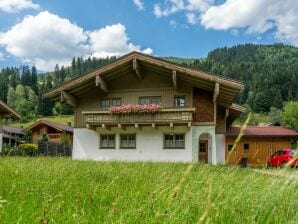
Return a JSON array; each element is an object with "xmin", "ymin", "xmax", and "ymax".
[
  {"xmin": 101, "ymin": 98, "xmax": 121, "ymax": 109},
  {"xmin": 243, "ymin": 144, "xmax": 249, "ymax": 153},
  {"xmin": 151, "ymin": 97, "xmax": 161, "ymax": 105},
  {"xmin": 112, "ymin": 98, "xmax": 121, "ymax": 106},
  {"xmin": 139, "ymin": 96, "xmax": 161, "ymax": 105},
  {"xmin": 39, "ymin": 128, "xmax": 46, "ymax": 135},
  {"xmin": 199, "ymin": 142, "xmax": 207, "ymax": 152},
  {"xmin": 100, "ymin": 135, "xmax": 116, "ymax": 149},
  {"xmin": 174, "ymin": 96, "xmax": 185, "ymax": 107},
  {"xmin": 120, "ymin": 134, "xmax": 136, "ymax": 149},
  {"xmin": 228, "ymin": 144, "xmax": 234, "ymax": 151},
  {"xmin": 164, "ymin": 134, "xmax": 185, "ymax": 149}
]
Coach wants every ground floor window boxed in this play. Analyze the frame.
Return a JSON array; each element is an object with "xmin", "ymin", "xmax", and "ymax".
[
  {"xmin": 164, "ymin": 134, "xmax": 185, "ymax": 149},
  {"xmin": 120, "ymin": 134, "xmax": 136, "ymax": 149},
  {"xmin": 100, "ymin": 134, "xmax": 116, "ymax": 149}
]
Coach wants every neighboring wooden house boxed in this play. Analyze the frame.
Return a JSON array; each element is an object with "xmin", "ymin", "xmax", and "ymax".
[
  {"xmin": 2, "ymin": 126, "xmax": 24, "ymax": 147},
  {"xmin": 27, "ymin": 120, "xmax": 73, "ymax": 144},
  {"xmin": 0, "ymin": 100, "xmax": 21, "ymax": 152},
  {"xmin": 44, "ymin": 51, "xmax": 246, "ymax": 164},
  {"xmin": 226, "ymin": 126, "xmax": 298, "ymax": 166}
]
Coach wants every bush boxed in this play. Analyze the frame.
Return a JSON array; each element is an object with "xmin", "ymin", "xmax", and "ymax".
[
  {"xmin": 4, "ymin": 144, "xmax": 39, "ymax": 156},
  {"xmin": 18, "ymin": 143, "xmax": 39, "ymax": 156}
]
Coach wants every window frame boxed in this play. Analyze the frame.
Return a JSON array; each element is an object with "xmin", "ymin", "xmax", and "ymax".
[
  {"xmin": 163, "ymin": 133, "xmax": 185, "ymax": 149},
  {"xmin": 100, "ymin": 134, "xmax": 116, "ymax": 149},
  {"xmin": 228, "ymin": 144, "xmax": 234, "ymax": 151},
  {"xmin": 243, "ymin": 143, "xmax": 249, "ymax": 153},
  {"xmin": 120, "ymin": 134, "xmax": 136, "ymax": 149},
  {"xmin": 138, "ymin": 96, "xmax": 161, "ymax": 105},
  {"xmin": 101, "ymin": 98, "xmax": 121, "ymax": 109},
  {"xmin": 174, "ymin": 95, "xmax": 185, "ymax": 108}
]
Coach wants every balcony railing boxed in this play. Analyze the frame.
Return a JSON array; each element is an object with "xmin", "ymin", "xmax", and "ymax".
[{"xmin": 82, "ymin": 108, "xmax": 195, "ymax": 125}]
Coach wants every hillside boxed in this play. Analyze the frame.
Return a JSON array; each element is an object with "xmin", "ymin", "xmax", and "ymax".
[
  {"xmin": 0, "ymin": 158, "xmax": 297, "ymax": 223},
  {"xmin": 190, "ymin": 44, "xmax": 298, "ymax": 113}
]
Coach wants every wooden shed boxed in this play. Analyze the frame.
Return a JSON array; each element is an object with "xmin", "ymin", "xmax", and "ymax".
[
  {"xmin": 27, "ymin": 119, "xmax": 73, "ymax": 145},
  {"xmin": 226, "ymin": 126, "xmax": 298, "ymax": 166}
]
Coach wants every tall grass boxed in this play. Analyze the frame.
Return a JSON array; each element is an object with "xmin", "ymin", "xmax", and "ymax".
[{"xmin": 0, "ymin": 158, "xmax": 297, "ymax": 223}]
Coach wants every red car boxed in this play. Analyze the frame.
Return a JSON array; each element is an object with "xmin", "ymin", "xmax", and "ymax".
[{"xmin": 267, "ymin": 148, "xmax": 298, "ymax": 167}]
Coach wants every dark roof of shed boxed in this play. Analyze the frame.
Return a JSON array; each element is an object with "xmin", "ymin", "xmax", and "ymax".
[
  {"xmin": 3, "ymin": 125, "xmax": 24, "ymax": 134},
  {"xmin": 226, "ymin": 126, "xmax": 298, "ymax": 137}
]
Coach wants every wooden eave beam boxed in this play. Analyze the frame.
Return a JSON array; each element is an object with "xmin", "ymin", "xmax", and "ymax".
[
  {"xmin": 133, "ymin": 59, "xmax": 143, "ymax": 80},
  {"xmin": 213, "ymin": 82, "xmax": 219, "ymax": 103},
  {"xmin": 95, "ymin": 75, "xmax": 108, "ymax": 92},
  {"xmin": 172, "ymin": 70, "xmax": 177, "ymax": 90},
  {"xmin": 225, "ymin": 108, "xmax": 230, "ymax": 119},
  {"xmin": 60, "ymin": 91, "xmax": 77, "ymax": 107}
]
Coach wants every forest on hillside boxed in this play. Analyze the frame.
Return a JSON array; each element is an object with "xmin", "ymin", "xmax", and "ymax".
[{"xmin": 0, "ymin": 44, "xmax": 297, "ymax": 124}]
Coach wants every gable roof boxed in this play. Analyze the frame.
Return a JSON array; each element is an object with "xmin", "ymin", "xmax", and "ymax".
[
  {"xmin": 0, "ymin": 100, "xmax": 21, "ymax": 120},
  {"xmin": 27, "ymin": 119, "xmax": 73, "ymax": 133},
  {"xmin": 44, "ymin": 51, "xmax": 244, "ymax": 107},
  {"xmin": 226, "ymin": 126, "xmax": 298, "ymax": 137}
]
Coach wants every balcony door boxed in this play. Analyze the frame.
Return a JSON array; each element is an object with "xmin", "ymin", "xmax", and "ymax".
[{"xmin": 199, "ymin": 140, "xmax": 208, "ymax": 163}]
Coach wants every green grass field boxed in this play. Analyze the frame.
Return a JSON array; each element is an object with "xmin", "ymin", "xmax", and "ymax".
[{"xmin": 0, "ymin": 158, "xmax": 297, "ymax": 223}]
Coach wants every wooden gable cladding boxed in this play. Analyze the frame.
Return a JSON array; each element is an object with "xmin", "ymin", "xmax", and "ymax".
[
  {"xmin": 193, "ymin": 87, "xmax": 214, "ymax": 123},
  {"xmin": 44, "ymin": 51, "xmax": 243, "ymax": 108}
]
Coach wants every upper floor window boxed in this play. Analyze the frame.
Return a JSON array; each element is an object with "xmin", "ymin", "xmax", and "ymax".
[
  {"xmin": 101, "ymin": 98, "xmax": 121, "ymax": 109},
  {"xmin": 243, "ymin": 144, "xmax": 249, "ymax": 153},
  {"xmin": 139, "ymin": 96, "xmax": 161, "ymax": 105},
  {"xmin": 228, "ymin": 144, "xmax": 234, "ymax": 151},
  {"xmin": 174, "ymin": 96, "xmax": 185, "ymax": 107}
]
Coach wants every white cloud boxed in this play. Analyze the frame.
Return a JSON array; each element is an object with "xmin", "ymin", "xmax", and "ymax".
[
  {"xmin": 154, "ymin": 0, "xmax": 185, "ymax": 18},
  {"xmin": 132, "ymin": 0, "xmax": 144, "ymax": 11},
  {"xmin": 153, "ymin": 0, "xmax": 212, "ymax": 18},
  {"xmin": 153, "ymin": 0, "xmax": 298, "ymax": 45},
  {"xmin": 0, "ymin": 11, "xmax": 153, "ymax": 71},
  {"xmin": 0, "ymin": 51, "xmax": 4, "ymax": 60},
  {"xmin": 89, "ymin": 24, "xmax": 152, "ymax": 58},
  {"xmin": 186, "ymin": 13, "xmax": 198, "ymax": 25},
  {"xmin": 0, "ymin": 0, "xmax": 39, "ymax": 13},
  {"xmin": 200, "ymin": 0, "xmax": 298, "ymax": 45}
]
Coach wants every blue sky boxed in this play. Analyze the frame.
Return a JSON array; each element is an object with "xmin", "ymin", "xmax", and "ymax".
[{"xmin": 0, "ymin": 0, "xmax": 297, "ymax": 71}]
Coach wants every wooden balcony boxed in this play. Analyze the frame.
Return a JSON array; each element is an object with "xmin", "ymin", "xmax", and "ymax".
[
  {"xmin": 48, "ymin": 133, "xmax": 61, "ymax": 143},
  {"xmin": 82, "ymin": 108, "xmax": 195, "ymax": 126}
]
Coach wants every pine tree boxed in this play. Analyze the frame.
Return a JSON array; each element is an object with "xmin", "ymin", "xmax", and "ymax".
[{"xmin": 31, "ymin": 66, "xmax": 39, "ymax": 94}]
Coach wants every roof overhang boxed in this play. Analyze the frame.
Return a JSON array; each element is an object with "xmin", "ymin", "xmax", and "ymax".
[
  {"xmin": 0, "ymin": 100, "xmax": 21, "ymax": 120},
  {"xmin": 44, "ymin": 51, "xmax": 244, "ymax": 107}
]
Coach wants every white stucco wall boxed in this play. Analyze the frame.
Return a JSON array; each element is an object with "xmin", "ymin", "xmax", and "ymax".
[
  {"xmin": 0, "ymin": 133, "xmax": 2, "ymax": 154},
  {"xmin": 191, "ymin": 126, "xmax": 217, "ymax": 164},
  {"xmin": 215, "ymin": 134, "xmax": 225, "ymax": 164},
  {"xmin": 73, "ymin": 126, "xmax": 193, "ymax": 162}
]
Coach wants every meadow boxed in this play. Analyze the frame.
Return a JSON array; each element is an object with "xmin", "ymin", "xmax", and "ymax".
[{"xmin": 0, "ymin": 158, "xmax": 297, "ymax": 223}]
